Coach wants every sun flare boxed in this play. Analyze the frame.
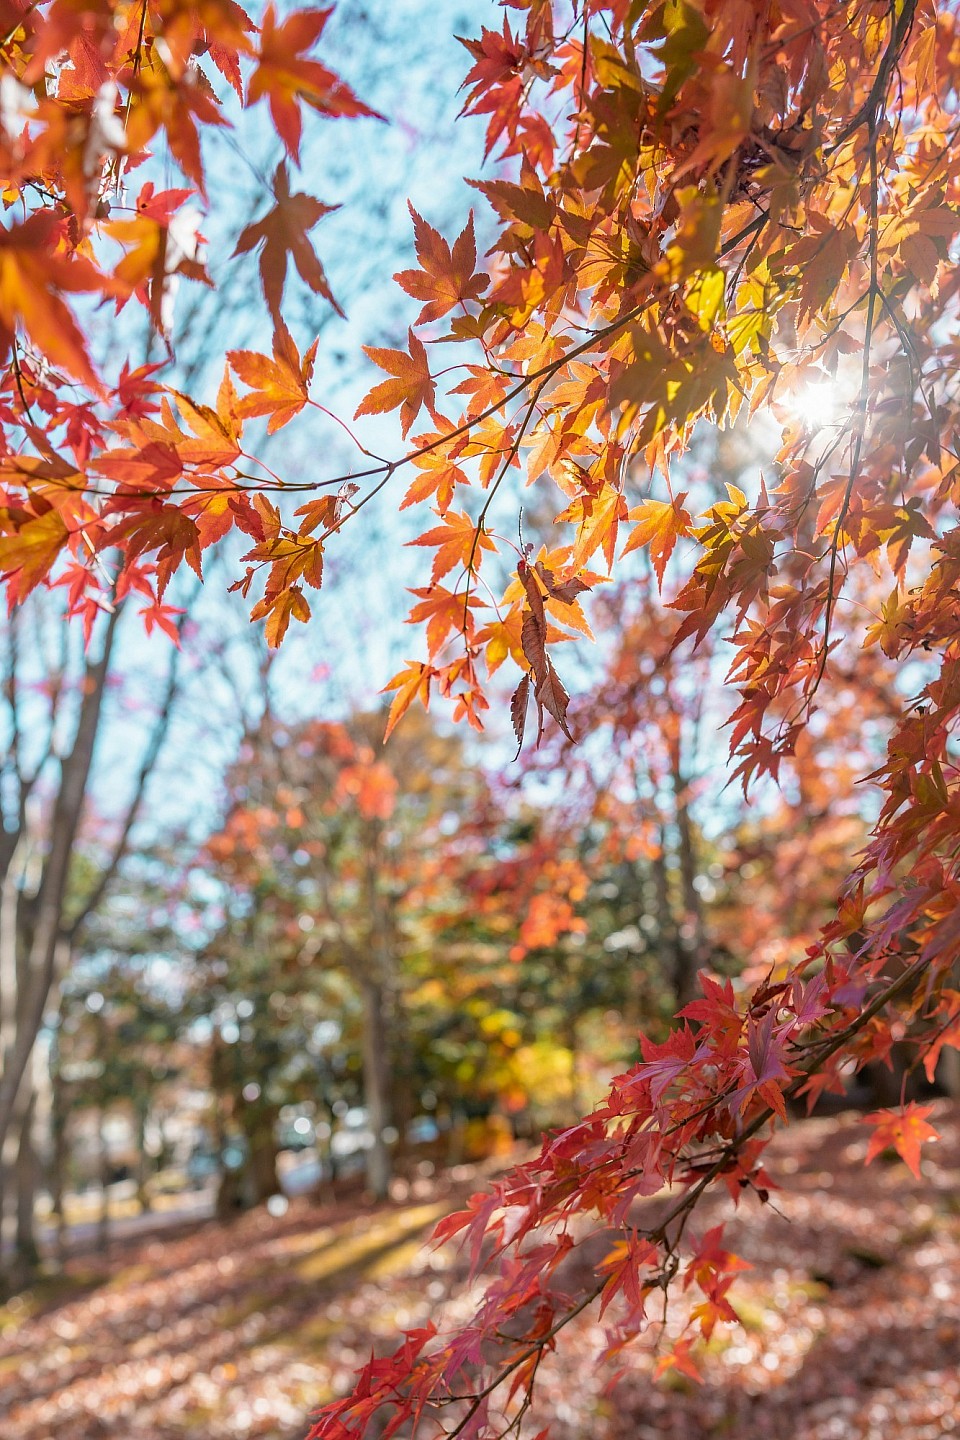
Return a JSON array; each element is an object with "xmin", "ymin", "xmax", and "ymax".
[{"xmin": 788, "ymin": 379, "xmax": 841, "ymax": 431}]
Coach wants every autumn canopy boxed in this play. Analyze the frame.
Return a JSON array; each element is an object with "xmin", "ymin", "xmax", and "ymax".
[{"xmin": 2, "ymin": 0, "xmax": 960, "ymax": 1433}]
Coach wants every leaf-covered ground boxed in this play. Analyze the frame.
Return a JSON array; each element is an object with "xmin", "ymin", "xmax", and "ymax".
[{"xmin": 1, "ymin": 1105, "xmax": 958, "ymax": 1440}]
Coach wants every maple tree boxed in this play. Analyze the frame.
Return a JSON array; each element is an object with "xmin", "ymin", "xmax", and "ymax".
[
  {"xmin": 3, "ymin": 0, "xmax": 960, "ymax": 1431},
  {"xmin": 203, "ymin": 698, "xmax": 489, "ymax": 1199}
]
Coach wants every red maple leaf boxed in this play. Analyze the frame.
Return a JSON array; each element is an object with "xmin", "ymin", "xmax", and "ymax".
[
  {"xmin": 395, "ymin": 206, "xmax": 487, "ymax": 324},
  {"xmin": 234, "ymin": 163, "xmax": 341, "ymax": 325},
  {"xmin": 247, "ymin": 4, "xmax": 382, "ymax": 162},
  {"xmin": 865, "ymin": 1103, "xmax": 939, "ymax": 1180}
]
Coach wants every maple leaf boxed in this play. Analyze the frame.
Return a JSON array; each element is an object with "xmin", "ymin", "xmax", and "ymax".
[
  {"xmin": 250, "ymin": 583, "xmax": 311, "ymax": 647},
  {"xmin": 382, "ymin": 660, "xmax": 436, "ymax": 740},
  {"xmin": 685, "ymin": 1226, "xmax": 752, "ymax": 1292},
  {"xmin": 0, "ymin": 506, "xmax": 70, "ymax": 604},
  {"xmin": 247, "ymin": 4, "xmax": 382, "ymax": 161},
  {"xmin": 105, "ymin": 506, "xmax": 203, "ymax": 598},
  {"xmin": 864, "ymin": 586, "xmax": 912, "ymax": 659},
  {"xmin": 478, "ymin": 605, "xmax": 524, "ymax": 675},
  {"xmin": 534, "ymin": 561, "xmax": 590, "ymax": 606},
  {"xmin": 234, "ymin": 163, "xmax": 341, "ymax": 326},
  {"xmin": 534, "ymin": 656, "xmax": 573, "ymax": 742},
  {"xmin": 355, "ymin": 329, "xmax": 437, "ymax": 438},
  {"xmin": 401, "ymin": 423, "xmax": 469, "ymax": 513},
  {"xmin": 139, "ymin": 599, "xmax": 185, "ymax": 643},
  {"xmin": 597, "ymin": 1235, "xmax": 658, "ymax": 1320},
  {"xmin": 122, "ymin": 48, "xmax": 227, "ymax": 196},
  {"xmin": 401, "ymin": 448, "xmax": 468, "ymax": 513},
  {"xmin": 168, "ymin": 388, "xmax": 242, "ymax": 468},
  {"xmin": 731, "ymin": 1008, "xmax": 795, "ymax": 1120},
  {"xmin": 679, "ymin": 974, "xmax": 743, "ymax": 1050},
  {"xmin": 294, "ymin": 481, "xmax": 359, "ymax": 538},
  {"xmin": 652, "ymin": 1337, "xmax": 702, "ymax": 1384},
  {"xmin": 514, "ymin": 560, "xmax": 575, "ymax": 744},
  {"xmin": 395, "ymin": 206, "xmax": 487, "ymax": 325},
  {"xmin": 864, "ymin": 1103, "xmax": 939, "ymax": 1180},
  {"xmin": 556, "ymin": 482, "xmax": 627, "ymax": 571},
  {"xmin": 510, "ymin": 673, "xmax": 530, "ymax": 752},
  {"xmin": 638, "ymin": 1027, "xmax": 698, "ymax": 1105},
  {"xmin": 407, "ymin": 510, "xmax": 495, "ymax": 583},
  {"xmin": 103, "ymin": 183, "xmax": 206, "ymax": 331},
  {"xmin": 407, "ymin": 584, "xmax": 483, "ymax": 657},
  {"xmin": 879, "ymin": 499, "xmax": 935, "ymax": 575},
  {"xmin": 243, "ymin": 531, "xmax": 325, "ymax": 601},
  {"xmin": 622, "ymin": 493, "xmax": 692, "ymax": 588},
  {"xmin": 520, "ymin": 601, "xmax": 547, "ymax": 680},
  {"xmin": 229, "ymin": 324, "xmax": 318, "ymax": 433},
  {"xmin": 690, "ymin": 1285, "xmax": 740, "ymax": 1340},
  {"xmin": 182, "ymin": 487, "xmax": 238, "ymax": 549},
  {"xmin": 0, "ymin": 212, "xmax": 106, "ymax": 386}
]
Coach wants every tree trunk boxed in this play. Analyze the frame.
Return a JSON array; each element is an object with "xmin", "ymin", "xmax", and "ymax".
[
  {"xmin": 669, "ymin": 741, "xmax": 704, "ymax": 1010},
  {"xmin": 14, "ymin": 1088, "xmax": 39, "ymax": 1286},
  {"xmin": 651, "ymin": 831, "xmax": 687, "ymax": 1012},
  {"xmin": 0, "ymin": 833, "xmax": 23, "ymax": 1269},
  {"xmin": 939, "ymin": 1044, "xmax": 960, "ymax": 1099},
  {"xmin": 97, "ymin": 1112, "xmax": 110, "ymax": 1256},
  {"xmin": 50, "ymin": 1064, "xmax": 68, "ymax": 1270},
  {"xmin": 361, "ymin": 976, "xmax": 391, "ymax": 1201},
  {"xmin": 134, "ymin": 1097, "xmax": 152, "ymax": 1213},
  {"xmin": 244, "ymin": 1102, "xmax": 280, "ymax": 1205},
  {"xmin": 361, "ymin": 827, "xmax": 395, "ymax": 1202},
  {"xmin": 0, "ymin": 610, "xmax": 121, "ymax": 1155},
  {"xmin": 562, "ymin": 1004, "xmax": 582, "ymax": 1125},
  {"xmin": 212, "ymin": 1039, "xmax": 244, "ymax": 1219}
]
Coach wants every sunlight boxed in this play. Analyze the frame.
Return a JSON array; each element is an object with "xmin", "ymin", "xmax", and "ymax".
[
  {"xmin": 781, "ymin": 358, "xmax": 867, "ymax": 436},
  {"xmin": 788, "ymin": 379, "xmax": 842, "ymax": 431}
]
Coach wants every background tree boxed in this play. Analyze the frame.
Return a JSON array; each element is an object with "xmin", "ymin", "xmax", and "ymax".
[
  {"xmin": 0, "ymin": 595, "xmax": 185, "ymax": 1288},
  {"xmin": 202, "ymin": 700, "xmax": 485, "ymax": 1200}
]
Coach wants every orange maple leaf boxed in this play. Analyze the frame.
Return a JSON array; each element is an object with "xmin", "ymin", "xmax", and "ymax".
[
  {"xmin": 103, "ymin": 183, "xmax": 209, "ymax": 331},
  {"xmin": 402, "ymin": 425, "xmax": 469, "ymax": 513},
  {"xmin": 864, "ymin": 586, "xmax": 912, "ymax": 659},
  {"xmin": 124, "ymin": 49, "xmax": 226, "ymax": 195},
  {"xmin": 622, "ymin": 493, "xmax": 692, "ymax": 587},
  {"xmin": 477, "ymin": 604, "xmax": 524, "ymax": 675},
  {"xmin": 382, "ymin": 660, "xmax": 436, "ymax": 740},
  {"xmin": 355, "ymin": 330, "xmax": 437, "ymax": 439},
  {"xmin": 247, "ymin": 4, "xmax": 382, "ymax": 162},
  {"xmin": 395, "ymin": 206, "xmax": 487, "ymax": 325},
  {"xmin": 407, "ymin": 584, "xmax": 483, "ymax": 656},
  {"xmin": 104, "ymin": 185, "xmax": 188, "ymax": 274},
  {"xmin": 864, "ymin": 1103, "xmax": 939, "ymax": 1180},
  {"xmin": 0, "ymin": 213, "xmax": 106, "ymax": 386},
  {"xmin": 229, "ymin": 324, "xmax": 318, "ymax": 433},
  {"xmin": 690, "ymin": 1288, "xmax": 740, "ymax": 1341},
  {"xmin": 250, "ymin": 583, "xmax": 312, "ymax": 647},
  {"xmin": 234, "ymin": 163, "xmax": 341, "ymax": 325},
  {"xmin": 556, "ymin": 482, "xmax": 627, "ymax": 571},
  {"xmin": 0, "ymin": 506, "xmax": 70, "ymax": 603},
  {"xmin": 653, "ymin": 1338, "xmax": 702, "ymax": 1384},
  {"xmin": 407, "ymin": 509, "xmax": 495, "ymax": 583},
  {"xmin": 182, "ymin": 486, "xmax": 237, "ymax": 548}
]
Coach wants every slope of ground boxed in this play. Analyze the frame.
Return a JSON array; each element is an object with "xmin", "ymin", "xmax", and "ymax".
[{"xmin": 0, "ymin": 1106, "xmax": 957, "ymax": 1440}]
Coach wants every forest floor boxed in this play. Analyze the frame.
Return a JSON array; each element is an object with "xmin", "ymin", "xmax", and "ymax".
[{"xmin": 0, "ymin": 1102, "xmax": 958, "ymax": 1440}]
